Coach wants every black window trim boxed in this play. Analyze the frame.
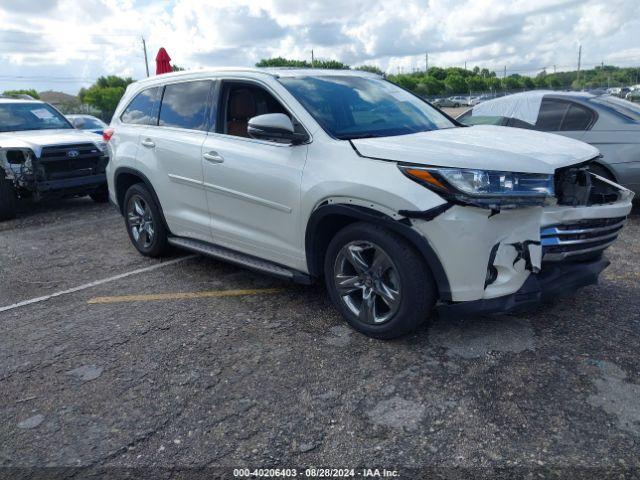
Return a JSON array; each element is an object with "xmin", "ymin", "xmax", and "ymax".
[
  {"xmin": 155, "ymin": 79, "xmax": 216, "ymax": 133},
  {"xmin": 213, "ymin": 78, "xmax": 311, "ymax": 144}
]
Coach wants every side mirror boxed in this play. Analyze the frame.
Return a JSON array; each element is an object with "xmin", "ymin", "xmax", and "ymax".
[{"xmin": 247, "ymin": 113, "xmax": 308, "ymax": 144}]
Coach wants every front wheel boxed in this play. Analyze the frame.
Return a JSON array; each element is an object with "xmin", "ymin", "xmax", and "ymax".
[
  {"xmin": 123, "ymin": 183, "xmax": 169, "ymax": 257},
  {"xmin": 324, "ymin": 222, "xmax": 437, "ymax": 339},
  {"xmin": 0, "ymin": 177, "xmax": 17, "ymax": 221}
]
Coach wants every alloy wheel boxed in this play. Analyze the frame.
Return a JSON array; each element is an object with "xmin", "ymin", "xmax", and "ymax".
[
  {"xmin": 127, "ymin": 194, "xmax": 155, "ymax": 249},
  {"xmin": 333, "ymin": 241, "xmax": 402, "ymax": 324}
]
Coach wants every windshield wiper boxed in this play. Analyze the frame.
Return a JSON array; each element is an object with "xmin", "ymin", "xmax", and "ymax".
[{"xmin": 340, "ymin": 133, "xmax": 382, "ymax": 140}]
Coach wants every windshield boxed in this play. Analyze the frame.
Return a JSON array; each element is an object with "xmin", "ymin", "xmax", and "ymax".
[
  {"xmin": 0, "ymin": 103, "xmax": 72, "ymax": 132},
  {"xmin": 70, "ymin": 116, "xmax": 106, "ymax": 129},
  {"xmin": 589, "ymin": 96, "xmax": 640, "ymax": 122},
  {"xmin": 279, "ymin": 75, "xmax": 455, "ymax": 139}
]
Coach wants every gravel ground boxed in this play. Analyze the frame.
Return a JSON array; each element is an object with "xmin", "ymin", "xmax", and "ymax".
[{"xmin": 0, "ymin": 196, "xmax": 639, "ymax": 479}]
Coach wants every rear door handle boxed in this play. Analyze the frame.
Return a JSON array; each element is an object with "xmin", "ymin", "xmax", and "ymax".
[
  {"xmin": 203, "ymin": 151, "xmax": 224, "ymax": 163},
  {"xmin": 141, "ymin": 138, "xmax": 155, "ymax": 148}
]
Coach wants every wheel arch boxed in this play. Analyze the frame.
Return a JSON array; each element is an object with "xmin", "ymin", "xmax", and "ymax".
[
  {"xmin": 114, "ymin": 167, "xmax": 170, "ymax": 231},
  {"xmin": 305, "ymin": 203, "xmax": 452, "ymax": 302}
]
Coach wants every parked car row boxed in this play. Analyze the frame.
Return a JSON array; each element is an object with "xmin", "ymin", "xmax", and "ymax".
[
  {"xmin": 432, "ymin": 94, "xmax": 493, "ymax": 108},
  {"xmin": 102, "ymin": 68, "xmax": 633, "ymax": 339}
]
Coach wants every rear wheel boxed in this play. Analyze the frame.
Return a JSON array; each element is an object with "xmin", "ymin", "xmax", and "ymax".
[
  {"xmin": 0, "ymin": 176, "xmax": 17, "ymax": 221},
  {"xmin": 123, "ymin": 183, "xmax": 168, "ymax": 257},
  {"xmin": 324, "ymin": 222, "xmax": 437, "ymax": 339}
]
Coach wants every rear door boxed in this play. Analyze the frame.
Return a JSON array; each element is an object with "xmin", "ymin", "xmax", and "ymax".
[
  {"xmin": 136, "ymin": 80, "xmax": 214, "ymax": 242},
  {"xmin": 118, "ymin": 86, "xmax": 162, "ymax": 181}
]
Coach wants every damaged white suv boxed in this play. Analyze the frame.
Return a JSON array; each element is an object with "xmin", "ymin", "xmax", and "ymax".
[{"xmin": 106, "ymin": 69, "xmax": 633, "ymax": 339}]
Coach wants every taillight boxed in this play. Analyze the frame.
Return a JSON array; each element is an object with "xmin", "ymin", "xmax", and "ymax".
[{"xmin": 103, "ymin": 128, "xmax": 115, "ymax": 142}]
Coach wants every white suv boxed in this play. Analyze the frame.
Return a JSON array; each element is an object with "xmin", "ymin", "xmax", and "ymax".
[{"xmin": 106, "ymin": 68, "xmax": 633, "ymax": 339}]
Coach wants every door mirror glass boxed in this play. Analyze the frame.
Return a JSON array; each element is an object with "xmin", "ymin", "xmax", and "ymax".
[{"xmin": 247, "ymin": 113, "xmax": 308, "ymax": 144}]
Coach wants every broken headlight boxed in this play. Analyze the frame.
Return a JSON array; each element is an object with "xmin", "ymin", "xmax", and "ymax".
[{"xmin": 399, "ymin": 165, "xmax": 554, "ymax": 208}]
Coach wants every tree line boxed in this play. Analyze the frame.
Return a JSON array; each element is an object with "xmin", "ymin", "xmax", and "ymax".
[{"xmin": 6, "ymin": 59, "xmax": 637, "ymax": 121}]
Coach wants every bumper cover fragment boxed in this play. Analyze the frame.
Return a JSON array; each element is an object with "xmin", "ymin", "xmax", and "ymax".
[{"xmin": 437, "ymin": 257, "xmax": 610, "ymax": 318}]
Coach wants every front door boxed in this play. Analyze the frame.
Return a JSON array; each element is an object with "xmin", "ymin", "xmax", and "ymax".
[{"xmin": 202, "ymin": 81, "xmax": 308, "ymax": 267}]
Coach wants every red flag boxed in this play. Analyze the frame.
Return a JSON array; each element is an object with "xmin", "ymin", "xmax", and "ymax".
[{"xmin": 155, "ymin": 48, "xmax": 172, "ymax": 75}]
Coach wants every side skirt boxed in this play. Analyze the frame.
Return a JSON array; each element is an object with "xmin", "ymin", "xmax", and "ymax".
[{"xmin": 167, "ymin": 236, "xmax": 313, "ymax": 285}]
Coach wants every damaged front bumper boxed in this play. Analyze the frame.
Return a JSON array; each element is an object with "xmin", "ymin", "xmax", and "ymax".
[
  {"xmin": 436, "ymin": 257, "xmax": 610, "ymax": 318},
  {"xmin": 408, "ymin": 174, "xmax": 633, "ymax": 313}
]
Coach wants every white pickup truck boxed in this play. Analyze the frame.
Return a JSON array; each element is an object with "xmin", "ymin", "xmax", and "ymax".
[{"xmin": 0, "ymin": 98, "xmax": 109, "ymax": 220}]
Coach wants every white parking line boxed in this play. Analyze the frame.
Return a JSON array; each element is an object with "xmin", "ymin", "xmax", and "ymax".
[{"xmin": 0, "ymin": 255, "xmax": 197, "ymax": 314}]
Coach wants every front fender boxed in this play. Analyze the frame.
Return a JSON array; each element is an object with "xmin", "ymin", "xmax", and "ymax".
[{"xmin": 305, "ymin": 202, "xmax": 453, "ymax": 302}]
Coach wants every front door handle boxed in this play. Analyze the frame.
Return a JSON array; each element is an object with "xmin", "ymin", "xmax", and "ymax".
[
  {"xmin": 203, "ymin": 151, "xmax": 224, "ymax": 163},
  {"xmin": 141, "ymin": 138, "xmax": 155, "ymax": 148}
]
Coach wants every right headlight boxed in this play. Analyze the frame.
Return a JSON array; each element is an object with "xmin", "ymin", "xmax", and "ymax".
[{"xmin": 398, "ymin": 165, "xmax": 555, "ymax": 208}]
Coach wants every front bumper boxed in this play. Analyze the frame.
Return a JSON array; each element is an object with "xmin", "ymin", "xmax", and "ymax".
[
  {"xmin": 36, "ymin": 173, "xmax": 106, "ymax": 193},
  {"xmin": 436, "ymin": 257, "xmax": 610, "ymax": 318}
]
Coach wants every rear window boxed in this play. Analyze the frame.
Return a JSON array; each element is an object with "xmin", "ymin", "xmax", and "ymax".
[
  {"xmin": 589, "ymin": 96, "xmax": 640, "ymax": 122},
  {"xmin": 535, "ymin": 99, "xmax": 568, "ymax": 131},
  {"xmin": 560, "ymin": 104, "xmax": 594, "ymax": 131},
  {"xmin": 158, "ymin": 81, "xmax": 211, "ymax": 131},
  {"xmin": 121, "ymin": 87, "xmax": 161, "ymax": 125}
]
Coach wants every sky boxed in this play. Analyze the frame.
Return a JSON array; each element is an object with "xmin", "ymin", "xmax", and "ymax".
[{"xmin": 0, "ymin": 0, "xmax": 639, "ymax": 95}]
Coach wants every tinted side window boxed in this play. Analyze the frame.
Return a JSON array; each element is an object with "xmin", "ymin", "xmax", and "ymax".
[
  {"xmin": 560, "ymin": 104, "xmax": 594, "ymax": 131},
  {"xmin": 535, "ymin": 99, "xmax": 568, "ymax": 131},
  {"xmin": 121, "ymin": 87, "xmax": 160, "ymax": 125},
  {"xmin": 220, "ymin": 82, "xmax": 289, "ymax": 138},
  {"xmin": 159, "ymin": 81, "xmax": 211, "ymax": 131}
]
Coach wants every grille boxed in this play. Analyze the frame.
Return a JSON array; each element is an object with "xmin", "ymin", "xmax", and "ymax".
[
  {"xmin": 38, "ymin": 143, "xmax": 105, "ymax": 180},
  {"xmin": 541, "ymin": 216, "xmax": 626, "ymax": 261}
]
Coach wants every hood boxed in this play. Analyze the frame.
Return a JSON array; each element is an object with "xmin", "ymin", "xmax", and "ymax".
[
  {"xmin": 351, "ymin": 125, "xmax": 600, "ymax": 174},
  {"xmin": 0, "ymin": 129, "xmax": 103, "ymax": 157}
]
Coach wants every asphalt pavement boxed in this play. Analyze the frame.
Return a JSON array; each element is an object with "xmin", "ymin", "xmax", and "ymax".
[{"xmin": 1, "ymin": 196, "xmax": 639, "ymax": 479}]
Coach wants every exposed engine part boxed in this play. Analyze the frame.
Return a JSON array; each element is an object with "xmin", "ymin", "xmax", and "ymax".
[{"xmin": 555, "ymin": 164, "xmax": 622, "ymax": 206}]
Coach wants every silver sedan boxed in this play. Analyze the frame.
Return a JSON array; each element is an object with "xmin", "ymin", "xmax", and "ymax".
[{"xmin": 457, "ymin": 91, "xmax": 640, "ymax": 196}]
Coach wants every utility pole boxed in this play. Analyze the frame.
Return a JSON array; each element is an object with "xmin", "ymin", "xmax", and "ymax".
[
  {"xmin": 464, "ymin": 61, "xmax": 467, "ymax": 70},
  {"xmin": 553, "ymin": 64, "xmax": 556, "ymax": 74},
  {"xmin": 142, "ymin": 36, "xmax": 150, "ymax": 77},
  {"xmin": 425, "ymin": 52, "xmax": 428, "ymax": 72},
  {"xmin": 576, "ymin": 44, "xmax": 582, "ymax": 85},
  {"xmin": 311, "ymin": 49, "xmax": 314, "ymax": 67},
  {"xmin": 503, "ymin": 65, "xmax": 507, "ymax": 93}
]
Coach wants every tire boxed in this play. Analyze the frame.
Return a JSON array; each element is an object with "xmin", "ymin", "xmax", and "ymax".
[
  {"xmin": 324, "ymin": 222, "xmax": 437, "ymax": 339},
  {"xmin": 0, "ymin": 176, "xmax": 17, "ymax": 221},
  {"xmin": 89, "ymin": 184, "xmax": 109, "ymax": 203},
  {"xmin": 123, "ymin": 183, "xmax": 169, "ymax": 257}
]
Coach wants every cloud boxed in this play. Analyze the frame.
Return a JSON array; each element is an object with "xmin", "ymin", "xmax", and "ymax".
[{"xmin": 0, "ymin": 0, "xmax": 638, "ymax": 94}]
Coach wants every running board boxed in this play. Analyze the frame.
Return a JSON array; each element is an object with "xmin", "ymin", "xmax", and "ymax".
[{"xmin": 167, "ymin": 236, "xmax": 312, "ymax": 284}]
